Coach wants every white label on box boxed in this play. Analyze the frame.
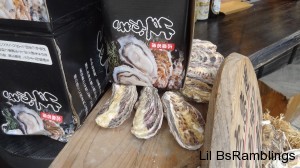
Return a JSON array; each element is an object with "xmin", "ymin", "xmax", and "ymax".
[{"xmin": 0, "ymin": 40, "xmax": 52, "ymax": 65}]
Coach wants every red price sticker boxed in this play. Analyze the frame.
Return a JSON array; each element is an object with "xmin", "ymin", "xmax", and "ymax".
[
  {"xmin": 150, "ymin": 42, "xmax": 175, "ymax": 51},
  {"xmin": 40, "ymin": 112, "xmax": 63, "ymax": 123}
]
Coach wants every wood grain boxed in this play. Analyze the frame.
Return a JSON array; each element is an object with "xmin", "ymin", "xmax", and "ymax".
[
  {"xmin": 201, "ymin": 53, "xmax": 263, "ymax": 168},
  {"xmin": 50, "ymin": 89, "xmax": 204, "ymax": 168}
]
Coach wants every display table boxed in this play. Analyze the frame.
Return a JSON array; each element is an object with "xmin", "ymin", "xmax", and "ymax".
[{"xmin": 50, "ymin": 89, "xmax": 207, "ymax": 168}]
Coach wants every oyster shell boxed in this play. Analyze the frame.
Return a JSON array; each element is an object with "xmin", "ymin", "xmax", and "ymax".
[
  {"xmin": 181, "ymin": 77, "xmax": 212, "ymax": 103},
  {"xmin": 95, "ymin": 83, "xmax": 138, "ymax": 128},
  {"xmin": 162, "ymin": 91, "xmax": 205, "ymax": 150},
  {"xmin": 113, "ymin": 65, "xmax": 152, "ymax": 86},
  {"xmin": 11, "ymin": 104, "xmax": 48, "ymax": 135},
  {"xmin": 131, "ymin": 87, "xmax": 163, "ymax": 139},
  {"xmin": 118, "ymin": 35, "xmax": 158, "ymax": 83},
  {"xmin": 152, "ymin": 49, "xmax": 173, "ymax": 88},
  {"xmin": 187, "ymin": 64, "xmax": 218, "ymax": 85},
  {"xmin": 187, "ymin": 40, "xmax": 224, "ymax": 85}
]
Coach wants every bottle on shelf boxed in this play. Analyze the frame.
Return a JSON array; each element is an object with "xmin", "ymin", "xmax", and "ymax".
[
  {"xmin": 209, "ymin": 0, "xmax": 221, "ymax": 18},
  {"xmin": 195, "ymin": 0, "xmax": 210, "ymax": 20}
]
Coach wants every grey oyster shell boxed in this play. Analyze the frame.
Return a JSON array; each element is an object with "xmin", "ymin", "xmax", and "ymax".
[
  {"xmin": 152, "ymin": 49, "xmax": 173, "ymax": 88},
  {"xmin": 117, "ymin": 35, "xmax": 158, "ymax": 83},
  {"xmin": 11, "ymin": 104, "xmax": 49, "ymax": 135},
  {"xmin": 131, "ymin": 87, "xmax": 163, "ymax": 139},
  {"xmin": 162, "ymin": 91, "xmax": 205, "ymax": 150},
  {"xmin": 182, "ymin": 39, "xmax": 224, "ymax": 102},
  {"xmin": 113, "ymin": 65, "xmax": 152, "ymax": 86},
  {"xmin": 181, "ymin": 77, "xmax": 212, "ymax": 103},
  {"xmin": 187, "ymin": 39, "xmax": 224, "ymax": 85},
  {"xmin": 95, "ymin": 83, "xmax": 138, "ymax": 128}
]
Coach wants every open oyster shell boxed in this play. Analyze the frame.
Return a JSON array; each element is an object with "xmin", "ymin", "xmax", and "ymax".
[
  {"xmin": 131, "ymin": 87, "xmax": 163, "ymax": 139},
  {"xmin": 95, "ymin": 83, "xmax": 138, "ymax": 128},
  {"xmin": 113, "ymin": 65, "xmax": 152, "ymax": 86},
  {"xmin": 162, "ymin": 91, "xmax": 205, "ymax": 150},
  {"xmin": 11, "ymin": 104, "xmax": 49, "ymax": 135},
  {"xmin": 181, "ymin": 77, "xmax": 212, "ymax": 103},
  {"xmin": 152, "ymin": 49, "xmax": 173, "ymax": 88},
  {"xmin": 117, "ymin": 35, "xmax": 158, "ymax": 83}
]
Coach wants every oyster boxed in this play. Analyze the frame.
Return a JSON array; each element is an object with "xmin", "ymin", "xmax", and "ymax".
[
  {"xmin": 187, "ymin": 64, "xmax": 218, "ymax": 85},
  {"xmin": 152, "ymin": 49, "xmax": 173, "ymax": 88},
  {"xmin": 181, "ymin": 77, "xmax": 212, "ymax": 103},
  {"xmin": 131, "ymin": 87, "xmax": 163, "ymax": 139},
  {"xmin": 187, "ymin": 39, "xmax": 224, "ymax": 85},
  {"xmin": 95, "ymin": 83, "xmax": 138, "ymax": 128},
  {"xmin": 11, "ymin": 104, "xmax": 48, "ymax": 135},
  {"xmin": 113, "ymin": 65, "xmax": 152, "ymax": 86},
  {"xmin": 168, "ymin": 58, "xmax": 185, "ymax": 89},
  {"xmin": 118, "ymin": 35, "xmax": 158, "ymax": 83},
  {"xmin": 162, "ymin": 91, "xmax": 205, "ymax": 150}
]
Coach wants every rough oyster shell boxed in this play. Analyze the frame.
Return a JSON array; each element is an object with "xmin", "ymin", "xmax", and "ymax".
[
  {"xmin": 152, "ymin": 49, "xmax": 173, "ymax": 88},
  {"xmin": 11, "ymin": 104, "xmax": 48, "ymax": 135},
  {"xmin": 187, "ymin": 64, "xmax": 218, "ymax": 85},
  {"xmin": 131, "ymin": 87, "xmax": 163, "ymax": 139},
  {"xmin": 162, "ymin": 91, "xmax": 205, "ymax": 150},
  {"xmin": 113, "ymin": 65, "xmax": 152, "ymax": 86},
  {"xmin": 181, "ymin": 77, "xmax": 212, "ymax": 103},
  {"xmin": 95, "ymin": 83, "xmax": 138, "ymax": 128},
  {"xmin": 187, "ymin": 40, "xmax": 224, "ymax": 85},
  {"xmin": 118, "ymin": 35, "xmax": 158, "ymax": 83}
]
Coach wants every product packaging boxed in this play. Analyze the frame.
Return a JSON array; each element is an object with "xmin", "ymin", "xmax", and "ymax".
[
  {"xmin": 101, "ymin": 0, "xmax": 195, "ymax": 90},
  {"xmin": 0, "ymin": 0, "xmax": 99, "ymax": 33},
  {"xmin": 0, "ymin": 6, "xmax": 109, "ymax": 142}
]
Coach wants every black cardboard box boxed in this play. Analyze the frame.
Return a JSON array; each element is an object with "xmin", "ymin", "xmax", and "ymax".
[
  {"xmin": 0, "ymin": 0, "xmax": 100, "ymax": 33},
  {"xmin": 101, "ymin": 0, "xmax": 195, "ymax": 90},
  {"xmin": 0, "ymin": 7, "xmax": 109, "ymax": 142}
]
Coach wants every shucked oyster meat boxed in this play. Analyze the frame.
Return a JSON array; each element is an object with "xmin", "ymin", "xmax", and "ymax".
[
  {"xmin": 116, "ymin": 35, "xmax": 158, "ymax": 83},
  {"xmin": 95, "ymin": 83, "xmax": 138, "ymax": 128},
  {"xmin": 131, "ymin": 87, "xmax": 163, "ymax": 139},
  {"xmin": 113, "ymin": 65, "xmax": 152, "ymax": 86},
  {"xmin": 162, "ymin": 91, "xmax": 205, "ymax": 150}
]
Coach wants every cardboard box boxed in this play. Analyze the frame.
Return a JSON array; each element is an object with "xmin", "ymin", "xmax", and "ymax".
[
  {"xmin": 0, "ymin": 0, "xmax": 100, "ymax": 33},
  {"xmin": 0, "ymin": 7, "xmax": 109, "ymax": 142},
  {"xmin": 101, "ymin": 0, "xmax": 195, "ymax": 90}
]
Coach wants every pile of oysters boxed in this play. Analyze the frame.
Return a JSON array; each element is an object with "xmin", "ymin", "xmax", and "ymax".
[{"xmin": 95, "ymin": 40, "xmax": 224, "ymax": 150}]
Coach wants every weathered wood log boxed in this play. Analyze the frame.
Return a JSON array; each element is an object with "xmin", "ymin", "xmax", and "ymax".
[{"xmin": 202, "ymin": 53, "xmax": 263, "ymax": 168}]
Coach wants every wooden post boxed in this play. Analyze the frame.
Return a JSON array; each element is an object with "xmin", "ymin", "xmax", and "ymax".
[{"xmin": 202, "ymin": 53, "xmax": 263, "ymax": 168}]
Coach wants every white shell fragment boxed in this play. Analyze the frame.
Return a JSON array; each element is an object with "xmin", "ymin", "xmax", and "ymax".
[
  {"xmin": 131, "ymin": 87, "xmax": 163, "ymax": 139},
  {"xmin": 95, "ymin": 83, "xmax": 138, "ymax": 128},
  {"xmin": 162, "ymin": 91, "xmax": 205, "ymax": 150}
]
